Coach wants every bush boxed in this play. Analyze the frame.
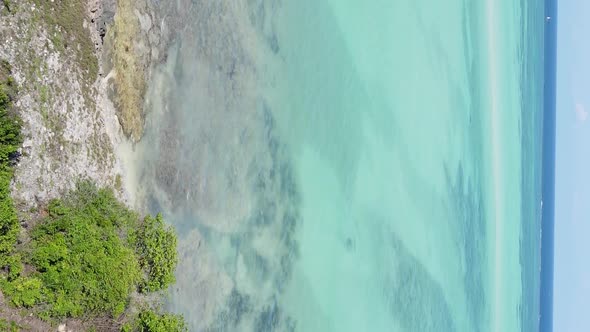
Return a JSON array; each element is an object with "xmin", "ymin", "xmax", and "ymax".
[
  {"xmin": 0, "ymin": 81, "xmax": 21, "ymax": 158},
  {"xmin": 121, "ymin": 310, "xmax": 187, "ymax": 332},
  {"xmin": 0, "ymin": 63, "xmax": 181, "ymax": 322},
  {"xmin": 136, "ymin": 214, "xmax": 178, "ymax": 292},
  {"xmin": 0, "ymin": 319, "xmax": 19, "ymax": 332},
  {"xmin": 0, "ymin": 74, "xmax": 21, "ymax": 267},
  {"xmin": 1, "ymin": 276, "xmax": 44, "ymax": 308},
  {"xmin": 0, "ymin": 181, "xmax": 180, "ymax": 321},
  {"xmin": 5, "ymin": 253, "xmax": 22, "ymax": 281},
  {"xmin": 0, "ymin": 167, "xmax": 19, "ymax": 265},
  {"xmin": 29, "ymin": 182, "xmax": 141, "ymax": 318}
]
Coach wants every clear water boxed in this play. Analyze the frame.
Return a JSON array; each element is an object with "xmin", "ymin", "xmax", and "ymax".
[{"xmin": 125, "ymin": 0, "xmax": 544, "ymax": 331}]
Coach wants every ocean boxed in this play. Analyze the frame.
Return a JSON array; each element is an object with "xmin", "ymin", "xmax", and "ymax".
[
  {"xmin": 540, "ymin": 0, "xmax": 558, "ymax": 331},
  {"xmin": 124, "ymin": 0, "xmax": 546, "ymax": 330}
]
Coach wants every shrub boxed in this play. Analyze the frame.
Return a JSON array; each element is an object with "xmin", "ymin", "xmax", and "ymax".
[
  {"xmin": 0, "ymin": 76, "xmax": 21, "ymax": 268},
  {"xmin": 0, "ymin": 61, "xmax": 181, "ymax": 325},
  {"xmin": 1, "ymin": 181, "xmax": 180, "ymax": 320},
  {"xmin": 5, "ymin": 253, "xmax": 22, "ymax": 281},
  {"xmin": 136, "ymin": 214, "xmax": 178, "ymax": 292},
  {"xmin": 0, "ymin": 68, "xmax": 181, "ymax": 320},
  {"xmin": 0, "ymin": 319, "xmax": 19, "ymax": 332},
  {"xmin": 121, "ymin": 310, "xmax": 187, "ymax": 332},
  {"xmin": 0, "ymin": 167, "xmax": 19, "ymax": 265},
  {"xmin": 1, "ymin": 276, "xmax": 44, "ymax": 308},
  {"xmin": 29, "ymin": 182, "xmax": 141, "ymax": 318}
]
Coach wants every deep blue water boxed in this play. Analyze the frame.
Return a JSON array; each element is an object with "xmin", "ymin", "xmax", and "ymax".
[{"xmin": 540, "ymin": 0, "xmax": 557, "ymax": 331}]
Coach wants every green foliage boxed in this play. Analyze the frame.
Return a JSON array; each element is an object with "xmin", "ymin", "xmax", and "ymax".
[
  {"xmin": 39, "ymin": 86, "xmax": 48, "ymax": 104},
  {"xmin": 0, "ymin": 61, "xmax": 31, "ymax": 320},
  {"xmin": 0, "ymin": 60, "xmax": 10, "ymax": 74},
  {"xmin": 0, "ymin": 68, "xmax": 21, "ymax": 268},
  {"xmin": 0, "ymin": 68, "xmax": 22, "ymax": 167},
  {"xmin": 0, "ymin": 66, "xmax": 181, "ymax": 321},
  {"xmin": 0, "ymin": 181, "xmax": 180, "ymax": 321},
  {"xmin": 0, "ymin": 277, "xmax": 44, "ymax": 308},
  {"xmin": 2, "ymin": 0, "xmax": 10, "ymax": 13},
  {"xmin": 29, "ymin": 182, "xmax": 140, "ymax": 318},
  {"xmin": 121, "ymin": 310, "xmax": 187, "ymax": 332},
  {"xmin": 136, "ymin": 214, "xmax": 178, "ymax": 292},
  {"xmin": 0, "ymin": 319, "xmax": 19, "ymax": 332},
  {"xmin": 0, "ymin": 164, "xmax": 19, "ymax": 266},
  {"xmin": 0, "ymin": 100, "xmax": 22, "ymax": 163},
  {"xmin": 5, "ymin": 254, "xmax": 22, "ymax": 281}
]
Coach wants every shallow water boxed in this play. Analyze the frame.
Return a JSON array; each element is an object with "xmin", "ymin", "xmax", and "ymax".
[{"xmin": 127, "ymin": 0, "xmax": 544, "ymax": 331}]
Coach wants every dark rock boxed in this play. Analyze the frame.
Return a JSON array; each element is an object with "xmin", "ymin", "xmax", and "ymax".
[{"xmin": 96, "ymin": 0, "xmax": 116, "ymax": 44}]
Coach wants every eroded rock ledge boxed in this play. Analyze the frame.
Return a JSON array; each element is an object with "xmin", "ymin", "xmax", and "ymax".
[{"xmin": 104, "ymin": 0, "xmax": 165, "ymax": 142}]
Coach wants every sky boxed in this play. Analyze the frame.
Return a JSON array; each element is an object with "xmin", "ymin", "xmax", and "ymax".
[{"xmin": 554, "ymin": 0, "xmax": 590, "ymax": 330}]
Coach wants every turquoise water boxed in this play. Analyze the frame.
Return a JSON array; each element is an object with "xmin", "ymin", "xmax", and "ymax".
[{"xmin": 127, "ymin": 0, "xmax": 544, "ymax": 331}]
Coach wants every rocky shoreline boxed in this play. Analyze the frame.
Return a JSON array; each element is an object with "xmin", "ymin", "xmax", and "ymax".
[
  {"xmin": 0, "ymin": 0, "xmax": 170, "ymax": 208},
  {"xmin": 2, "ymin": 0, "xmax": 298, "ymax": 330},
  {"xmin": 0, "ymin": 0, "xmax": 174, "ymax": 330}
]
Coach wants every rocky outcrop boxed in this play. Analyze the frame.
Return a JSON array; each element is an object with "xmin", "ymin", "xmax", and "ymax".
[
  {"xmin": 88, "ymin": 0, "xmax": 116, "ymax": 49},
  {"xmin": 104, "ymin": 0, "xmax": 165, "ymax": 142},
  {"xmin": 0, "ymin": 0, "xmax": 187, "ymax": 329},
  {"xmin": 0, "ymin": 0, "xmax": 124, "ymax": 208}
]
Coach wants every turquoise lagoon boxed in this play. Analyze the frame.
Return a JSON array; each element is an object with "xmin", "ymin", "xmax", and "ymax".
[{"xmin": 128, "ymin": 0, "xmax": 545, "ymax": 331}]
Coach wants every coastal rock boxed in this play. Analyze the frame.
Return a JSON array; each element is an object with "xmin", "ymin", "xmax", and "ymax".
[
  {"xmin": 0, "ymin": 0, "xmax": 126, "ymax": 209},
  {"xmin": 104, "ymin": 0, "xmax": 165, "ymax": 142}
]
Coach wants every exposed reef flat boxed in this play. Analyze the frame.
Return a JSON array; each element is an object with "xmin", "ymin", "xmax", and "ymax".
[{"xmin": 125, "ymin": 1, "xmax": 303, "ymax": 330}]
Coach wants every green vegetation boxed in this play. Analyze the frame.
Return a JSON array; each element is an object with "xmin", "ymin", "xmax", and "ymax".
[
  {"xmin": 0, "ymin": 182, "xmax": 181, "ymax": 321},
  {"xmin": 0, "ymin": 64, "xmax": 23, "ymax": 331},
  {"xmin": 0, "ymin": 62, "xmax": 184, "ymax": 328},
  {"xmin": 2, "ymin": 0, "xmax": 10, "ymax": 13},
  {"xmin": 0, "ymin": 319, "xmax": 19, "ymax": 332},
  {"xmin": 136, "ymin": 214, "xmax": 178, "ymax": 292},
  {"xmin": 29, "ymin": 182, "xmax": 141, "ymax": 317},
  {"xmin": 0, "ymin": 55, "xmax": 185, "ymax": 330},
  {"xmin": 121, "ymin": 310, "xmax": 187, "ymax": 332},
  {"xmin": 0, "ymin": 61, "xmax": 22, "ymax": 269},
  {"xmin": 1, "ymin": 276, "xmax": 43, "ymax": 308}
]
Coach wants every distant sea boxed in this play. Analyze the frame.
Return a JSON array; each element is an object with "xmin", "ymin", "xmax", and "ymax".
[
  {"xmin": 127, "ymin": 0, "xmax": 547, "ymax": 331},
  {"xmin": 540, "ymin": 0, "xmax": 558, "ymax": 331}
]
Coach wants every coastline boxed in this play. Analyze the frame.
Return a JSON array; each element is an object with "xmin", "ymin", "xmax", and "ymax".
[{"xmin": 0, "ymin": 0, "xmax": 184, "ymax": 329}]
